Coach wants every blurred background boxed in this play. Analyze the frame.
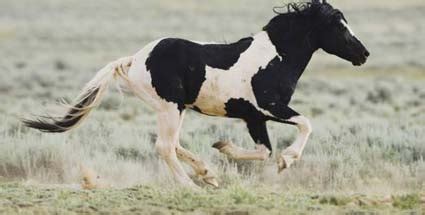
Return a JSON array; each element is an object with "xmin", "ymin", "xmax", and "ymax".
[{"xmin": 0, "ymin": 0, "xmax": 424, "ymax": 194}]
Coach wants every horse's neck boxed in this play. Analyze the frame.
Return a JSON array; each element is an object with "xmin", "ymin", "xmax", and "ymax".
[
  {"xmin": 262, "ymin": 16, "xmax": 318, "ymax": 81},
  {"xmin": 247, "ymin": 31, "xmax": 281, "ymax": 64}
]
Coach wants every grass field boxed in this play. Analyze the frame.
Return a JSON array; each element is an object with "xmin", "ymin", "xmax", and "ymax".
[
  {"xmin": 1, "ymin": 182, "xmax": 424, "ymax": 214},
  {"xmin": 1, "ymin": 0, "xmax": 425, "ymax": 214}
]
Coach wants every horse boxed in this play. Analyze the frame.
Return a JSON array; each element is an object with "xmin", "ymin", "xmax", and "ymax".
[{"xmin": 23, "ymin": 0, "xmax": 369, "ymax": 187}]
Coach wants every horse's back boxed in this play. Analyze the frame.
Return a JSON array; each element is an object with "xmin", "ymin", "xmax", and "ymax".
[{"xmin": 130, "ymin": 37, "xmax": 255, "ymax": 112}]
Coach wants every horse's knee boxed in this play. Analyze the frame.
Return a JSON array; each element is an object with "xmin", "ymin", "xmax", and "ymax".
[
  {"xmin": 155, "ymin": 110, "xmax": 182, "ymax": 158},
  {"xmin": 155, "ymin": 139, "xmax": 176, "ymax": 158},
  {"xmin": 290, "ymin": 115, "xmax": 312, "ymax": 134}
]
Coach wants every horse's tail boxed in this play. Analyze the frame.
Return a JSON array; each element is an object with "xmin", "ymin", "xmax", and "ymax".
[{"xmin": 23, "ymin": 56, "xmax": 134, "ymax": 133}]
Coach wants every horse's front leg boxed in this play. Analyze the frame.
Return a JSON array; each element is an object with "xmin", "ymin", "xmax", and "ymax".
[{"xmin": 272, "ymin": 107, "xmax": 312, "ymax": 173}]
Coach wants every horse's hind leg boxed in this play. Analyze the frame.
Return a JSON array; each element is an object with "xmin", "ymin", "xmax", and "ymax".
[
  {"xmin": 176, "ymin": 146, "xmax": 218, "ymax": 187},
  {"xmin": 213, "ymin": 142, "xmax": 270, "ymax": 161},
  {"xmin": 173, "ymin": 111, "xmax": 218, "ymax": 187},
  {"xmin": 155, "ymin": 106, "xmax": 196, "ymax": 187},
  {"xmin": 213, "ymin": 120, "xmax": 271, "ymax": 161}
]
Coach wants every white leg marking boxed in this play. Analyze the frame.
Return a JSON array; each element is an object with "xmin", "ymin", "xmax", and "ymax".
[
  {"xmin": 213, "ymin": 141, "xmax": 270, "ymax": 161},
  {"xmin": 176, "ymin": 146, "xmax": 219, "ymax": 187},
  {"xmin": 174, "ymin": 111, "xmax": 218, "ymax": 187},
  {"xmin": 155, "ymin": 106, "xmax": 197, "ymax": 187},
  {"xmin": 278, "ymin": 115, "xmax": 312, "ymax": 172}
]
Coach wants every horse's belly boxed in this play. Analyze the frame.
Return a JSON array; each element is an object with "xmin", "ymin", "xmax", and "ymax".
[
  {"xmin": 193, "ymin": 70, "xmax": 252, "ymax": 116},
  {"xmin": 193, "ymin": 96, "xmax": 227, "ymax": 116}
]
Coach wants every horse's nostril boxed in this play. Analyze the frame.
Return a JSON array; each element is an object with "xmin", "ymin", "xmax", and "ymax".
[{"xmin": 364, "ymin": 50, "xmax": 370, "ymax": 57}]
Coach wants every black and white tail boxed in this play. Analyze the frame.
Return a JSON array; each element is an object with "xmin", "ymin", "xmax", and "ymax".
[{"xmin": 23, "ymin": 57, "xmax": 133, "ymax": 133}]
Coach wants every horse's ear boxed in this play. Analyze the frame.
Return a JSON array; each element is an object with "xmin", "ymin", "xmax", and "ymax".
[{"xmin": 322, "ymin": 0, "xmax": 327, "ymax": 4}]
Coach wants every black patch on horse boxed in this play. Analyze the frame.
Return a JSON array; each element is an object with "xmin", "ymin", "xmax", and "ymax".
[
  {"xmin": 224, "ymin": 98, "xmax": 273, "ymax": 151},
  {"xmin": 202, "ymin": 37, "xmax": 253, "ymax": 70},
  {"xmin": 246, "ymin": 120, "xmax": 272, "ymax": 152},
  {"xmin": 251, "ymin": 56, "xmax": 304, "ymax": 121},
  {"xmin": 146, "ymin": 38, "xmax": 253, "ymax": 111},
  {"xmin": 224, "ymin": 98, "xmax": 266, "ymax": 121}
]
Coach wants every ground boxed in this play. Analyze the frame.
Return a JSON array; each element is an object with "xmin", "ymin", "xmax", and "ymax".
[
  {"xmin": 0, "ymin": 0, "xmax": 425, "ymax": 214},
  {"xmin": 1, "ymin": 183, "xmax": 424, "ymax": 214}
]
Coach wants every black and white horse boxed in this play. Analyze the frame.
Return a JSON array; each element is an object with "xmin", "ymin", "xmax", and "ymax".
[{"xmin": 24, "ymin": 0, "xmax": 369, "ymax": 187}]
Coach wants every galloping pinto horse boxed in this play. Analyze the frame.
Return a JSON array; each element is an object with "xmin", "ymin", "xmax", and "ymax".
[{"xmin": 24, "ymin": 0, "xmax": 369, "ymax": 187}]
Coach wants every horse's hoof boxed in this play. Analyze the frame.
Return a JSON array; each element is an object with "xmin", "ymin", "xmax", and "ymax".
[
  {"xmin": 203, "ymin": 176, "xmax": 219, "ymax": 188},
  {"xmin": 277, "ymin": 150, "xmax": 299, "ymax": 173},
  {"xmin": 277, "ymin": 156, "xmax": 288, "ymax": 173},
  {"xmin": 198, "ymin": 168, "xmax": 219, "ymax": 188},
  {"xmin": 212, "ymin": 141, "xmax": 230, "ymax": 151}
]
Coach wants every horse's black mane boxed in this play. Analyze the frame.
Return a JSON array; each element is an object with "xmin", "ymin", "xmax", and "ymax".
[
  {"xmin": 264, "ymin": 0, "xmax": 342, "ymax": 32},
  {"xmin": 273, "ymin": 2, "xmax": 317, "ymax": 16},
  {"xmin": 271, "ymin": 1, "xmax": 341, "ymax": 20}
]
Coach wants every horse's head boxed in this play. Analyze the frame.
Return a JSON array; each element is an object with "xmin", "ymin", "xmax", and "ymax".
[{"xmin": 313, "ymin": 0, "xmax": 369, "ymax": 66}]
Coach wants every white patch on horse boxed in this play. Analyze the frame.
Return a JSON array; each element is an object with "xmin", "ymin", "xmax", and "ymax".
[
  {"xmin": 341, "ymin": 19, "xmax": 355, "ymax": 37},
  {"xmin": 128, "ymin": 38, "xmax": 175, "ymax": 111},
  {"xmin": 193, "ymin": 31, "xmax": 279, "ymax": 116}
]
